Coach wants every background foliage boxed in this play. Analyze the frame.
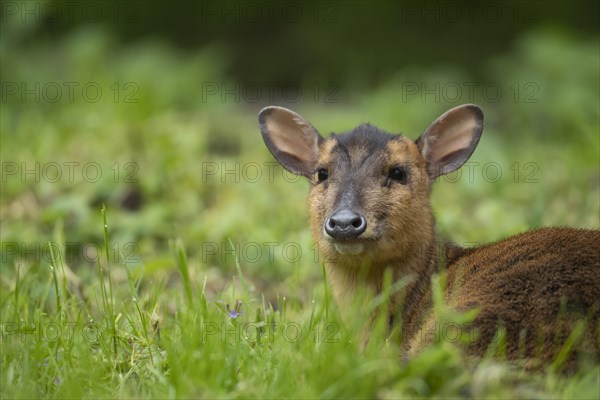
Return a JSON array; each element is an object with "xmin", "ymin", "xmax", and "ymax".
[{"xmin": 1, "ymin": 1, "xmax": 599, "ymax": 398}]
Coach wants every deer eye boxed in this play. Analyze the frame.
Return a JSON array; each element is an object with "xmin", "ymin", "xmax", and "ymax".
[
  {"xmin": 317, "ymin": 168, "xmax": 329, "ymax": 183},
  {"xmin": 388, "ymin": 166, "xmax": 408, "ymax": 185}
]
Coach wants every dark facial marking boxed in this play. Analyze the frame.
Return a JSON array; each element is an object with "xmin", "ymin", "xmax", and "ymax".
[{"xmin": 322, "ymin": 124, "xmax": 403, "ymax": 211}]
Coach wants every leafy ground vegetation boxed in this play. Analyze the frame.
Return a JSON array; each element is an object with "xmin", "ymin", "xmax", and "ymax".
[{"xmin": 1, "ymin": 22, "xmax": 599, "ymax": 399}]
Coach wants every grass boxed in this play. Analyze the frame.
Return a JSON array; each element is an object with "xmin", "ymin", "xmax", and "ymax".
[{"xmin": 1, "ymin": 26, "xmax": 599, "ymax": 398}]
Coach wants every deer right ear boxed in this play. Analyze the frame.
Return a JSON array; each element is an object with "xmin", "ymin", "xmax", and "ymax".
[{"xmin": 258, "ymin": 106, "xmax": 323, "ymax": 178}]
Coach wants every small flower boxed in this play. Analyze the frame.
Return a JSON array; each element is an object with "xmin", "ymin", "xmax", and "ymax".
[
  {"xmin": 54, "ymin": 377, "xmax": 61, "ymax": 385},
  {"xmin": 226, "ymin": 300, "xmax": 243, "ymax": 319}
]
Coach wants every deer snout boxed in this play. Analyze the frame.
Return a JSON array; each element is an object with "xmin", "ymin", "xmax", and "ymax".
[{"xmin": 324, "ymin": 209, "xmax": 367, "ymax": 240}]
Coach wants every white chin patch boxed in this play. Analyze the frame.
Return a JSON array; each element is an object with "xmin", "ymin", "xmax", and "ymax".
[{"xmin": 333, "ymin": 242, "xmax": 365, "ymax": 255}]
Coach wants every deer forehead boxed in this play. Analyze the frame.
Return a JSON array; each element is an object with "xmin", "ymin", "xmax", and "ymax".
[
  {"xmin": 318, "ymin": 133, "xmax": 423, "ymax": 170},
  {"xmin": 386, "ymin": 138, "xmax": 425, "ymax": 167}
]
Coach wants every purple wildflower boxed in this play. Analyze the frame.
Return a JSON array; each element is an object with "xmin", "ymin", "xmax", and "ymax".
[{"xmin": 226, "ymin": 300, "xmax": 243, "ymax": 319}]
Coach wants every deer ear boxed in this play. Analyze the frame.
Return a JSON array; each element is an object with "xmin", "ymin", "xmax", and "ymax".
[
  {"xmin": 416, "ymin": 104, "xmax": 484, "ymax": 179},
  {"xmin": 259, "ymin": 106, "xmax": 323, "ymax": 178}
]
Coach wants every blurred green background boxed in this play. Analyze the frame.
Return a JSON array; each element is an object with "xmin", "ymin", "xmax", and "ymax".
[
  {"xmin": 1, "ymin": 0, "xmax": 599, "ymax": 302},
  {"xmin": 1, "ymin": 1, "xmax": 599, "ymax": 398}
]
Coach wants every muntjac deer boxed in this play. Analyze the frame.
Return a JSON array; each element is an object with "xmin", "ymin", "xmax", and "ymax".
[{"xmin": 258, "ymin": 104, "xmax": 599, "ymax": 368}]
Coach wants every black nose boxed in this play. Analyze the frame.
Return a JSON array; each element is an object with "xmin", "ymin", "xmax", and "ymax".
[{"xmin": 324, "ymin": 209, "xmax": 367, "ymax": 239}]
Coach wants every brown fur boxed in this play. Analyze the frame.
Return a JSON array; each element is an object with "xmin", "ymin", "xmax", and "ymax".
[
  {"xmin": 446, "ymin": 228, "xmax": 599, "ymax": 361},
  {"xmin": 258, "ymin": 105, "xmax": 600, "ymax": 368}
]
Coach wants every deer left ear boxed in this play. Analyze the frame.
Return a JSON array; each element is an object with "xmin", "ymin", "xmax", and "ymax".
[{"xmin": 416, "ymin": 104, "xmax": 484, "ymax": 179}]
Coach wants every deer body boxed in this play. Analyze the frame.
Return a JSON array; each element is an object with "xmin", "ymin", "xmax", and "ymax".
[
  {"xmin": 416, "ymin": 227, "xmax": 599, "ymax": 362},
  {"xmin": 259, "ymin": 104, "xmax": 600, "ymax": 365}
]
